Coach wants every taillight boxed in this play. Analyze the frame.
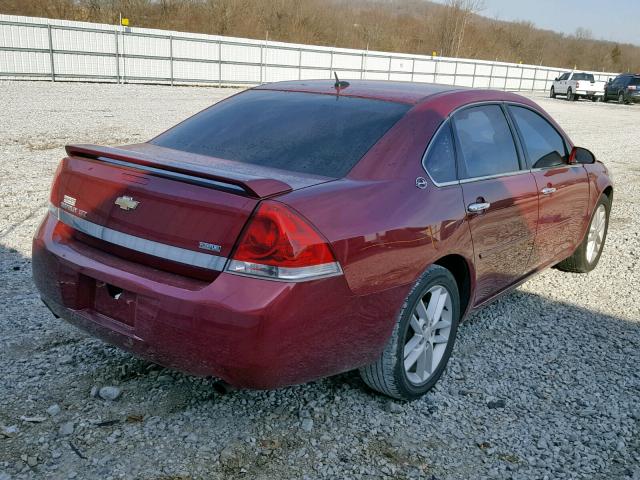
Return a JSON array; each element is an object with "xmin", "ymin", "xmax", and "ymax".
[
  {"xmin": 576, "ymin": 81, "xmax": 580, "ymax": 89},
  {"xmin": 49, "ymin": 159, "xmax": 65, "ymax": 205},
  {"xmin": 226, "ymin": 201, "xmax": 342, "ymax": 281},
  {"xmin": 628, "ymin": 85, "xmax": 637, "ymax": 91}
]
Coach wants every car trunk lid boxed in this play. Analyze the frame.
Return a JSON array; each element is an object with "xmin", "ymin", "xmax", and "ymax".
[{"xmin": 51, "ymin": 143, "xmax": 334, "ymax": 281}]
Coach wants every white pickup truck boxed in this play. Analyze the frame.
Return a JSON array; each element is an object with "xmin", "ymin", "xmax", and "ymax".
[{"xmin": 550, "ymin": 72, "xmax": 605, "ymax": 101}]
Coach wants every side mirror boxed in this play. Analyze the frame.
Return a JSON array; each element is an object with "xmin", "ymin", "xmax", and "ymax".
[
  {"xmin": 608, "ymin": 78, "xmax": 613, "ymax": 82},
  {"xmin": 569, "ymin": 146, "xmax": 596, "ymax": 165}
]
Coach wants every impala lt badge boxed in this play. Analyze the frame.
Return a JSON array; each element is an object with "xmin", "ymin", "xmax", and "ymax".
[
  {"xmin": 199, "ymin": 241, "xmax": 222, "ymax": 253},
  {"xmin": 115, "ymin": 195, "xmax": 139, "ymax": 211}
]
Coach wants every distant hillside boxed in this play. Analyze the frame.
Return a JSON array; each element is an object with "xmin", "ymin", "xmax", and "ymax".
[{"xmin": 1, "ymin": 0, "xmax": 638, "ymax": 72}]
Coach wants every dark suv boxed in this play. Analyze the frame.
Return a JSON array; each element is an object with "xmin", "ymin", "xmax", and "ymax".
[{"xmin": 603, "ymin": 74, "xmax": 640, "ymax": 104}]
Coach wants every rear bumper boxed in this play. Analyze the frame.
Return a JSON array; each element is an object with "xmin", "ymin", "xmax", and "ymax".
[
  {"xmin": 32, "ymin": 213, "xmax": 405, "ymax": 389},
  {"xmin": 575, "ymin": 90, "xmax": 603, "ymax": 96}
]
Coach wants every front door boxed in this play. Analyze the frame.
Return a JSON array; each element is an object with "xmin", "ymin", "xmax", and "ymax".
[
  {"xmin": 557, "ymin": 73, "xmax": 569, "ymax": 94},
  {"xmin": 452, "ymin": 104, "xmax": 538, "ymax": 305},
  {"xmin": 506, "ymin": 104, "xmax": 589, "ymax": 267}
]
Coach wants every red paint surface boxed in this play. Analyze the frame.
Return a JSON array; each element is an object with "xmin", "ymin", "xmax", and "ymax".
[{"xmin": 32, "ymin": 81, "xmax": 612, "ymax": 388}]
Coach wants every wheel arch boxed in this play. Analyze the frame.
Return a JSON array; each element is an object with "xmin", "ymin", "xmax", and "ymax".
[{"xmin": 433, "ymin": 253, "xmax": 473, "ymax": 317}]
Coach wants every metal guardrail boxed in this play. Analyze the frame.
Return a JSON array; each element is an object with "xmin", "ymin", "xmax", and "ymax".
[{"xmin": 0, "ymin": 18, "xmax": 617, "ymax": 90}]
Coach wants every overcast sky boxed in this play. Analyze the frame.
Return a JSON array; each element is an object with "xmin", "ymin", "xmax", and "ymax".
[{"xmin": 430, "ymin": 0, "xmax": 639, "ymax": 46}]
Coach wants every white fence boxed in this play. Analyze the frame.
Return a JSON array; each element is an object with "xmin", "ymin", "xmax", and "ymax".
[{"xmin": 0, "ymin": 14, "xmax": 618, "ymax": 91}]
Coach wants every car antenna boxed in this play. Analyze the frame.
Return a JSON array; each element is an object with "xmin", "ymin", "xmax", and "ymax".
[{"xmin": 334, "ymin": 72, "xmax": 350, "ymax": 91}]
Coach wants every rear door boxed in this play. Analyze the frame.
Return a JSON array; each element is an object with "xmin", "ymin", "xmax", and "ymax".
[
  {"xmin": 451, "ymin": 104, "xmax": 538, "ymax": 305},
  {"xmin": 506, "ymin": 104, "xmax": 589, "ymax": 267}
]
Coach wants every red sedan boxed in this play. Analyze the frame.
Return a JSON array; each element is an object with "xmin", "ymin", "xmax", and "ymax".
[{"xmin": 32, "ymin": 80, "xmax": 613, "ymax": 400}]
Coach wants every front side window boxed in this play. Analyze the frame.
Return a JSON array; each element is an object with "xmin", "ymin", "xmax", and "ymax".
[
  {"xmin": 558, "ymin": 73, "xmax": 569, "ymax": 81},
  {"xmin": 508, "ymin": 106, "xmax": 567, "ymax": 169},
  {"xmin": 423, "ymin": 122, "xmax": 456, "ymax": 183},
  {"xmin": 452, "ymin": 105, "xmax": 520, "ymax": 179}
]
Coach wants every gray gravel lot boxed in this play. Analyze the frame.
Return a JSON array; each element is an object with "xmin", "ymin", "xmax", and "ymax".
[{"xmin": 0, "ymin": 81, "xmax": 639, "ymax": 480}]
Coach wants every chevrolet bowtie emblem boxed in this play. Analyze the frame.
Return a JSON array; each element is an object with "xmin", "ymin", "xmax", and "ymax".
[{"xmin": 114, "ymin": 196, "xmax": 139, "ymax": 211}]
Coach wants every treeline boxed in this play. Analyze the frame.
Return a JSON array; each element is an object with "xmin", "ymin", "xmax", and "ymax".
[{"xmin": 1, "ymin": 0, "xmax": 638, "ymax": 72}]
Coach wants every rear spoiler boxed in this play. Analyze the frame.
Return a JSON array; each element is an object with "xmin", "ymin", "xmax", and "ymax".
[{"xmin": 65, "ymin": 144, "xmax": 293, "ymax": 198}]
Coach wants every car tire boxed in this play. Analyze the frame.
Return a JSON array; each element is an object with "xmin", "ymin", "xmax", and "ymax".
[
  {"xmin": 550, "ymin": 87, "xmax": 556, "ymax": 98},
  {"xmin": 557, "ymin": 194, "xmax": 611, "ymax": 273},
  {"xmin": 359, "ymin": 265, "xmax": 461, "ymax": 400},
  {"xmin": 602, "ymin": 94, "xmax": 608, "ymax": 102},
  {"xmin": 567, "ymin": 88, "xmax": 575, "ymax": 101},
  {"xmin": 618, "ymin": 92, "xmax": 626, "ymax": 104}
]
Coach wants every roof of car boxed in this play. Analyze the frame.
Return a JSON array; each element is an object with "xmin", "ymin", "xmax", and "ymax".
[{"xmin": 253, "ymin": 79, "xmax": 465, "ymax": 105}]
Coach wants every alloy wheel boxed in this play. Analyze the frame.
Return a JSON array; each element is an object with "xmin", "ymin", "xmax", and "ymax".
[
  {"xmin": 403, "ymin": 285, "xmax": 453, "ymax": 386},
  {"xmin": 586, "ymin": 204, "xmax": 607, "ymax": 264}
]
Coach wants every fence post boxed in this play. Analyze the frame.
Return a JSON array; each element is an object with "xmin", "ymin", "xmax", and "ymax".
[
  {"xmin": 122, "ymin": 28, "xmax": 127, "ymax": 83},
  {"xmin": 169, "ymin": 35, "xmax": 174, "ymax": 86},
  {"xmin": 387, "ymin": 56, "xmax": 392, "ymax": 80},
  {"xmin": 218, "ymin": 40, "xmax": 222, "ymax": 87},
  {"xmin": 488, "ymin": 62, "xmax": 494, "ymax": 88},
  {"xmin": 471, "ymin": 62, "xmax": 477, "ymax": 88},
  {"xmin": 518, "ymin": 66, "xmax": 524, "ymax": 91},
  {"xmin": 545, "ymin": 69, "xmax": 551, "ymax": 92},
  {"xmin": 47, "ymin": 24, "xmax": 55, "ymax": 82},
  {"xmin": 410, "ymin": 58, "xmax": 415, "ymax": 82},
  {"xmin": 503, "ymin": 66, "xmax": 508, "ymax": 91},
  {"xmin": 532, "ymin": 67, "xmax": 537, "ymax": 92},
  {"xmin": 260, "ymin": 43, "xmax": 264, "ymax": 84},
  {"xmin": 434, "ymin": 57, "xmax": 438, "ymax": 83},
  {"xmin": 298, "ymin": 48, "xmax": 302, "ymax": 80},
  {"xmin": 360, "ymin": 52, "xmax": 365, "ymax": 79},
  {"xmin": 114, "ymin": 29, "xmax": 120, "ymax": 84},
  {"xmin": 453, "ymin": 61, "xmax": 458, "ymax": 86},
  {"xmin": 329, "ymin": 49, "xmax": 334, "ymax": 79}
]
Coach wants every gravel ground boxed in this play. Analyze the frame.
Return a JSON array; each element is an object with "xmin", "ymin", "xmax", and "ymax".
[{"xmin": 0, "ymin": 81, "xmax": 638, "ymax": 480}]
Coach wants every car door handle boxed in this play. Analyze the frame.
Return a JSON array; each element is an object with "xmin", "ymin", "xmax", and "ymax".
[
  {"xmin": 467, "ymin": 202, "xmax": 491, "ymax": 213},
  {"xmin": 541, "ymin": 187, "xmax": 557, "ymax": 195}
]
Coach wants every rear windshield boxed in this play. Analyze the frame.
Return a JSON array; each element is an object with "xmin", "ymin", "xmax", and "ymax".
[
  {"xmin": 630, "ymin": 77, "xmax": 640, "ymax": 86},
  {"xmin": 573, "ymin": 73, "xmax": 595, "ymax": 82},
  {"xmin": 152, "ymin": 90, "xmax": 410, "ymax": 177}
]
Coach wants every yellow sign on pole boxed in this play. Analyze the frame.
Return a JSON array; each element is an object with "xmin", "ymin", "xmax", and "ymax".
[
  {"xmin": 432, "ymin": 51, "xmax": 437, "ymax": 57},
  {"xmin": 121, "ymin": 17, "xmax": 129, "ymax": 27}
]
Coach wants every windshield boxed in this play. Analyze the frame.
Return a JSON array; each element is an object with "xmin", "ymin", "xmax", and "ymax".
[{"xmin": 152, "ymin": 90, "xmax": 410, "ymax": 178}]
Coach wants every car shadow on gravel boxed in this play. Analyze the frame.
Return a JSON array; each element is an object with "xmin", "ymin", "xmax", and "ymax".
[{"xmin": 2, "ymin": 240, "xmax": 639, "ymax": 479}]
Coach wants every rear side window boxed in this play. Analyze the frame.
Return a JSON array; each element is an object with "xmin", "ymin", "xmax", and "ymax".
[
  {"xmin": 423, "ymin": 123, "xmax": 456, "ymax": 183},
  {"xmin": 508, "ymin": 106, "xmax": 567, "ymax": 169},
  {"xmin": 630, "ymin": 77, "xmax": 640, "ymax": 86},
  {"xmin": 573, "ymin": 73, "xmax": 595, "ymax": 82},
  {"xmin": 152, "ymin": 90, "xmax": 410, "ymax": 178},
  {"xmin": 452, "ymin": 105, "xmax": 520, "ymax": 179}
]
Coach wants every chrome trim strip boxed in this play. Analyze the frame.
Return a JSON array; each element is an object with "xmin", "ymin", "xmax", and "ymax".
[
  {"xmin": 529, "ymin": 164, "xmax": 584, "ymax": 173},
  {"xmin": 459, "ymin": 169, "xmax": 531, "ymax": 184},
  {"xmin": 51, "ymin": 205, "xmax": 227, "ymax": 271}
]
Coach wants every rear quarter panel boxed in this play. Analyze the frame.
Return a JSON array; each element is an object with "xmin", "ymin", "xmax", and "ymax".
[{"xmin": 584, "ymin": 161, "xmax": 613, "ymax": 212}]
